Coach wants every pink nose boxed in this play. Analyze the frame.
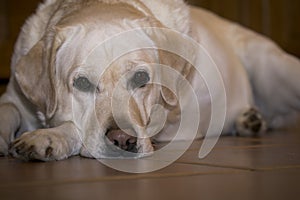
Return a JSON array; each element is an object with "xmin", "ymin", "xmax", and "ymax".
[{"xmin": 106, "ymin": 129, "xmax": 137, "ymax": 152}]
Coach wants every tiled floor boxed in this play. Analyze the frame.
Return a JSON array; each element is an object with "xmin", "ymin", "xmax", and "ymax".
[{"xmin": 0, "ymin": 128, "xmax": 299, "ymax": 200}]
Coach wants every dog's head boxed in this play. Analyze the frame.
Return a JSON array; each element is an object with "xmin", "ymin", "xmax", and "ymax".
[{"xmin": 15, "ymin": 1, "xmax": 191, "ymax": 158}]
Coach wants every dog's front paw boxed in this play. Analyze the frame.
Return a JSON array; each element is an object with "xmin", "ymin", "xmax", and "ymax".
[
  {"xmin": 235, "ymin": 108, "xmax": 267, "ymax": 137},
  {"xmin": 10, "ymin": 130, "xmax": 70, "ymax": 161}
]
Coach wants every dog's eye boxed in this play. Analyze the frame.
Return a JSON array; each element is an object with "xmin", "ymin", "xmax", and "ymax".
[
  {"xmin": 73, "ymin": 77, "xmax": 94, "ymax": 92},
  {"xmin": 132, "ymin": 71, "xmax": 150, "ymax": 88}
]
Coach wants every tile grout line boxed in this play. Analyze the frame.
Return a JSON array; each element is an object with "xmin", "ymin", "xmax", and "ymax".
[
  {"xmin": 186, "ymin": 143, "xmax": 300, "ymax": 152},
  {"xmin": 176, "ymin": 161, "xmax": 258, "ymax": 171},
  {"xmin": 176, "ymin": 161, "xmax": 300, "ymax": 172},
  {"xmin": 256, "ymin": 165, "xmax": 300, "ymax": 171}
]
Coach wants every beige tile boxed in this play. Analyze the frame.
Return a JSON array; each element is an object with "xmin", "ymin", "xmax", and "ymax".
[
  {"xmin": 178, "ymin": 132, "xmax": 300, "ymax": 170},
  {"xmin": 0, "ymin": 156, "xmax": 238, "ymax": 188},
  {"xmin": 0, "ymin": 129, "xmax": 299, "ymax": 200},
  {"xmin": 1, "ymin": 169, "xmax": 299, "ymax": 200}
]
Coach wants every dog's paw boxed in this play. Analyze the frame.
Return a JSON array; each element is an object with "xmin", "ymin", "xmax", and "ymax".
[
  {"xmin": 9, "ymin": 130, "xmax": 70, "ymax": 161},
  {"xmin": 235, "ymin": 108, "xmax": 267, "ymax": 137}
]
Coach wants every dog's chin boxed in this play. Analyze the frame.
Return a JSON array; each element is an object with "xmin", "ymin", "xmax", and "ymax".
[
  {"xmin": 88, "ymin": 151, "xmax": 154, "ymax": 160},
  {"xmin": 80, "ymin": 137, "xmax": 154, "ymax": 159},
  {"xmin": 80, "ymin": 148, "xmax": 154, "ymax": 160}
]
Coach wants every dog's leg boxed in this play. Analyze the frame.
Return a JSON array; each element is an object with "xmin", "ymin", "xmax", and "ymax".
[
  {"xmin": 229, "ymin": 25, "xmax": 300, "ymax": 127},
  {"xmin": 10, "ymin": 122, "xmax": 82, "ymax": 161},
  {"xmin": 0, "ymin": 103, "xmax": 21, "ymax": 156},
  {"xmin": 235, "ymin": 107, "xmax": 267, "ymax": 137}
]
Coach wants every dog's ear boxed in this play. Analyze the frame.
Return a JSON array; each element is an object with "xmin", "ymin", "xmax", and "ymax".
[
  {"xmin": 139, "ymin": 0, "xmax": 190, "ymax": 34},
  {"xmin": 160, "ymin": 86, "xmax": 177, "ymax": 107},
  {"xmin": 160, "ymin": 64, "xmax": 178, "ymax": 106},
  {"xmin": 15, "ymin": 35, "xmax": 62, "ymax": 118},
  {"xmin": 159, "ymin": 51, "xmax": 192, "ymax": 107}
]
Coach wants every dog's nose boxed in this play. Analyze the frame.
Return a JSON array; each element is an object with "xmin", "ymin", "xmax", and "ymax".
[{"xmin": 106, "ymin": 130, "xmax": 137, "ymax": 152}]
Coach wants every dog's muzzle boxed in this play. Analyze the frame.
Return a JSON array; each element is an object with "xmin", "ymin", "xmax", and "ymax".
[
  {"xmin": 105, "ymin": 129, "xmax": 138, "ymax": 153},
  {"xmin": 102, "ymin": 128, "xmax": 153, "ymax": 159}
]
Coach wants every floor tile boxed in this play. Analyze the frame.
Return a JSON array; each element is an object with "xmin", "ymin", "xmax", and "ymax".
[
  {"xmin": 0, "ymin": 156, "xmax": 238, "ymax": 188},
  {"xmin": 1, "ymin": 169, "xmax": 299, "ymax": 200},
  {"xmin": 178, "ymin": 132, "xmax": 300, "ymax": 170},
  {"xmin": 0, "ymin": 129, "xmax": 299, "ymax": 200}
]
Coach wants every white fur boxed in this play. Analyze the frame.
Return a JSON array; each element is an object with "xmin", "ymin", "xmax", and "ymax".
[{"xmin": 0, "ymin": 0, "xmax": 299, "ymax": 161}]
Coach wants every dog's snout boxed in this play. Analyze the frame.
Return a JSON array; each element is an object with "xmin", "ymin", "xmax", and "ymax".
[{"xmin": 106, "ymin": 129, "xmax": 137, "ymax": 152}]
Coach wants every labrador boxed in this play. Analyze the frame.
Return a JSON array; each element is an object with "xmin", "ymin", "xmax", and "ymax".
[{"xmin": 0, "ymin": 0, "xmax": 299, "ymax": 161}]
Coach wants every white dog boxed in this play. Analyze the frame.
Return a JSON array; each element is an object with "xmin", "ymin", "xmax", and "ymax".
[{"xmin": 0, "ymin": 0, "xmax": 299, "ymax": 161}]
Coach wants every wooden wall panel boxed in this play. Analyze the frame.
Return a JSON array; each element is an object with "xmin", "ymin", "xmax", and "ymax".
[
  {"xmin": 188, "ymin": 0, "xmax": 300, "ymax": 57},
  {"xmin": 0, "ymin": 0, "xmax": 40, "ymax": 80},
  {"xmin": 0, "ymin": 1, "xmax": 10, "ymax": 79},
  {"xmin": 279, "ymin": 0, "xmax": 300, "ymax": 57},
  {"xmin": 0, "ymin": 0, "xmax": 299, "ymax": 82}
]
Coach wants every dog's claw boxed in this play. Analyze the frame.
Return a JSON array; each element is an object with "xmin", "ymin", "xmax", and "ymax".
[{"xmin": 9, "ymin": 130, "xmax": 69, "ymax": 161}]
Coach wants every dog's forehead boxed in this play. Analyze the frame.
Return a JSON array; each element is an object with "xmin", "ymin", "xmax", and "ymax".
[
  {"xmin": 87, "ymin": 49, "xmax": 157, "ymax": 83},
  {"xmin": 57, "ymin": 4, "xmax": 161, "ymax": 81},
  {"xmin": 104, "ymin": 50, "xmax": 157, "ymax": 74},
  {"xmin": 56, "ymin": 3, "xmax": 158, "ymax": 77},
  {"xmin": 58, "ymin": 3, "xmax": 146, "ymax": 30}
]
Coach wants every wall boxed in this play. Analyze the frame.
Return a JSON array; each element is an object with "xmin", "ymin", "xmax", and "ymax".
[
  {"xmin": 0, "ymin": 0, "xmax": 40, "ymax": 81},
  {"xmin": 188, "ymin": 0, "xmax": 300, "ymax": 57},
  {"xmin": 0, "ymin": 0, "xmax": 299, "ymax": 94}
]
